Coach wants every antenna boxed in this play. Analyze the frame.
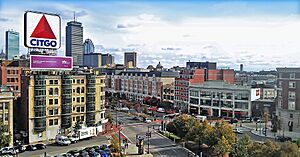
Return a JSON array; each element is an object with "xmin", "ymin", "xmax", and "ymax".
[{"xmin": 73, "ymin": 11, "xmax": 76, "ymax": 21}]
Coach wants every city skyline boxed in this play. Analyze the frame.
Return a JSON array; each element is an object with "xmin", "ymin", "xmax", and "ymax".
[{"xmin": 0, "ymin": 0, "xmax": 300, "ymax": 70}]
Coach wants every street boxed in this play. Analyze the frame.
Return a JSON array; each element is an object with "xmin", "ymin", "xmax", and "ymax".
[
  {"xmin": 112, "ymin": 111, "xmax": 191, "ymax": 157},
  {"xmin": 19, "ymin": 136, "xmax": 109, "ymax": 157}
]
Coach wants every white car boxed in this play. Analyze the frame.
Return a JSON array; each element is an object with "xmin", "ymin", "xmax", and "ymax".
[
  {"xmin": 55, "ymin": 135, "xmax": 71, "ymax": 146},
  {"xmin": 233, "ymin": 128, "xmax": 243, "ymax": 134},
  {"xmin": 1, "ymin": 147, "xmax": 18, "ymax": 155},
  {"xmin": 145, "ymin": 118, "xmax": 152, "ymax": 123}
]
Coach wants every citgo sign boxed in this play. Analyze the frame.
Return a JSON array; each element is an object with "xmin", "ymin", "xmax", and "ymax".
[{"xmin": 24, "ymin": 11, "xmax": 61, "ymax": 49}]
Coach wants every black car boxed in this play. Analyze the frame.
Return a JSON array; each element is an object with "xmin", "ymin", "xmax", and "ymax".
[
  {"xmin": 26, "ymin": 145, "xmax": 37, "ymax": 151},
  {"xmin": 67, "ymin": 150, "xmax": 80, "ymax": 157},
  {"xmin": 230, "ymin": 118, "xmax": 238, "ymax": 124},
  {"xmin": 276, "ymin": 136, "xmax": 292, "ymax": 142},
  {"xmin": 15, "ymin": 145, "xmax": 26, "ymax": 153},
  {"xmin": 35, "ymin": 143, "xmax": 46, "ymax": 150},
  {"xmin": 131, "ymin": 116, "xmax": 140, "ymax": 120}
]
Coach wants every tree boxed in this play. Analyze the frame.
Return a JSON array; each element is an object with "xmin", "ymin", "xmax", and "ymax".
[
  {"xmin": 110, "ymin": 134, "xmax": 120, "ymax": 153},
  {"xmin": 214, "ymin": 136, "xmax": 231, "ymax": 156},
  {"xmin": 248, "ymin": 140, "xmax": 279, "ymax": 157},
  {"xmin": 274, "ymin": 142, "xmax": 300, "ymax": 157},
  {"xmin": 166, "ymin": 114, "xmax": 199, "ymax": 139},
  {"xmin": 185, "ymin": 120, "xmax": 212, "ymax": 146},
  {"xmin": 106, "ymin": 111, "xmax": 113, "ymax": 123},
  {"xmin": 0, "ymin": 122, "xmax": 11, "ymax": 148},
  {"xmin": 231, "ymin": 135, "xmax": 251, "ymax": 157}
]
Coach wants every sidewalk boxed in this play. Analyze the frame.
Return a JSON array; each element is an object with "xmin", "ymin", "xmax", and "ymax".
[
  {"xmin": 241, "ymin": 122, "xmax": 300, "ymax": 140},
  {"xmin": 126, "ymin": 143, "xmax": 153, "ymax": 157}
]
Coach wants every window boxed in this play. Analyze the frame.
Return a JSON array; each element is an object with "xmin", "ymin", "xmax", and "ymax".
[
  {"xmin": 77, "ymin": 79, "xmax": 80, "ymax": 84},
  {"xmin": 73, "ymin": 79, "xmax": 75, "ymax": 83},
  {"xmin": 289, "ymin": 82, "xmax": 296, "ymax": 88},
  {"xmin": 49, "ymin": 119, "xmax": 53, "ymax": 126},
  {"xmin": 73, "ymin": 98, "xmax": 75, "ymax": 102},
  {"xmin": 49, "ymin": 80, "xmax": 54, "ymax": 84},
  {"xmin": 54, "ymin": 108, "xmax": 58, "ymax": 115},
  {"xmin": 49, "ymin": 99, "xmax": 53, "ymax": 105},
  {"xmin": 278, "ymin": 99, "xmax": 282, "ymax": 109},
  {"xmin": 54, "ymin": 80, "xmax": 58, "ymax": 85},
  {"xmin": 77, "ymin": 87, "xmax": 80, "ymax": 94},
  {"xmin": 4, "ymin": 103, "xmax": 8, "ymax": 110},
  {"xmin": 190, "ymin": 98, "xmax": 199, "ymax": 105},
  {"xmin": 55, "ymin": 99, "xmax": 58, "ymax": 105},
  {"xmin": 76, "ymin": 107, "xmax": 80, "ymax": 112},
  {"xmin": 73, "ymin": 117, "xmax": 75, "ymax": 121},
  {"xmin": 81, "ymin": 79, "xmax": 84, "ymax": 84},
  {"xmin": 81, "ymin": 97, "xmax": 84, "ymax": 102},
  {"xmin": 54, "ymin": 119, "xmax": 58, "ymax": 125},
  {"xmin": 0, "ymin": 103, "xmax": 2, "ymax": 110},
  {"xmin": 49, "ymin": 109, "xmax": 53, "ymax": 115},
  {"xmin": 54, "ymin": 88, "xmax": 59, "ymax": 95},
  {"xmin": 81, "ymin": 107, "xmax": 84, "ymax": 112},
  {"xmin": 290, "ymin": 114, "xmax": 294, "ymax": 119},
  {"xmin": 290, "ymin": 73, "xmax": 295, "ymax": 79},
  {"xmin": 4, "ymin": 113, "xmax": 8, "ymax": 121},
  {"xmin": 289, "ymin": 91, "xmax": 295, "ymax": 99},
  {"xmin": 278, "ymin": 81, "xmax": 282, "ymax": 88},
  {"xmin": 77, "ymin": 97, "xmax": 80, "ymax": 103},
  {"xmin": 81, "ymin": 116, "xmax": 84, "ymax": 121},
  {"xmin": 49, "ymin": 88, "xmax": 53, "ymax": 95},
  {"xmin": 288, "ymin": 101, "xmax": 295, "ymax": 110},
  {"xmin": 81, "ymin": 87, "xmax": 84, "ymax": 93},
  {"xmin": 190, "ymin": 90, "xmax": 199, "ymax": 97}
]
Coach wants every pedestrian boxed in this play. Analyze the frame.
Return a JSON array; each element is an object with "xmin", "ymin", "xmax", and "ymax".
[{"xmin": 125, "ymin": 142, "xmax": 128, "ymax": 149}]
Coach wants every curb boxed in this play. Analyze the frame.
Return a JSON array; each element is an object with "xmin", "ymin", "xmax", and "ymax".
[{"xmin": 120, "ymin": 131, "xmax": 133, "ymax": 143}]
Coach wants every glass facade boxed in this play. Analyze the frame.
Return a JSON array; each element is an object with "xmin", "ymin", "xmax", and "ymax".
[
  {"xmin": 83, "ymin": 39, "xmax": 94, "ymax": 54},
  {"xmin": 5, "ymin": 31, "xmax": 19, "ymax": 60}
]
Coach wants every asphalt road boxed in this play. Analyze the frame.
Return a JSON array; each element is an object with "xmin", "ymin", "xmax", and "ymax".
[
  {"xmin": 19, "ymin": 136, "xmax": 109, "ymax": 157},
  {"xmin": 112, "ymin": 111, "xmax": 190, "ymax": 157}
]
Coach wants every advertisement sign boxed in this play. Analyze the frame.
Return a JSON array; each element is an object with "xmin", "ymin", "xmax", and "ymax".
[
  {"xmin": 24, "ymin": 11, "xmax": 61, "ymax": 49},
  {"xmin": 251, "ymin": 88, "xmax": 260, "ymax": 101},
  {"xmin": 30, "ymin": 55, "xmax": 72, "ymax": 70}
]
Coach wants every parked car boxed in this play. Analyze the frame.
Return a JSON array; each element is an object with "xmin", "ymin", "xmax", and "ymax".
[
  {"xmin": 130, "ymin": 116, "xmax": 140, "ymax": 121},
  {"xmin": 144, "ymin": 118, "xmax": 152, "ymax": 123},
  {"xmin": 35, "ymin": 143, "xmax": 46, "ymax": 150},
  {"xmin": 0, "ymin": 147, "xmax": 18, "ymax": 155},
  {"xmin": 26, "ymin": 145, "xmax": 37, "ymax": 151},
  {"xmin": 241, "ymin": 117, "xmax": 252, "ymax": 123},
  {"xmin": 276, "ymin": 136, "xmax": 292, "ymax": 142},
  {"xmin": 56, "ymin": 135, "xmax": 71, "ymax": 146},
  {"xmin": 15, "ymin": 145, "xmax": 26, "ymax": 153},
  {"xmin": 233, "ymin": 128, "xmax": 243, "ymax": 134},
  {"xmin": 67, "ymin": 150, "xmax": 80, "ymax": 157},
  {"xmin": 230, "ymin": 118, "xmax": 238, "ymax": 124}
]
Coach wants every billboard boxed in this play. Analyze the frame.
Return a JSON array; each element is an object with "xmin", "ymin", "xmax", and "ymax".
[
  {"xmin": 250, "ymin": 88, "xmax": 260, "ymax": 101},
  {"xmin": 24, "ymin": 11, "xmax": 61, "ymax": 49},
  {"xmin": 30, "ymin": 55, "xmax": 72, "ymax": 70}
]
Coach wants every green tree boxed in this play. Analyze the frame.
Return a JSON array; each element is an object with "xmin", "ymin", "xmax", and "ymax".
[
  {"xmin": 209, "ymin": 122, "xmax": 237, "ymax": 148},
  {"xmin": 106, "ymin": 111, "xmax": 113, "ymax": 123},
  {"xmin": 214, "ymin": 136, "xmax": 231, "ymax": 156},
  {"xmin": 231, "ymin": 135, "xmax": 251, "ymax": 157},
  {"xmin": 185, "ymin": 120, "xmax": 212, "ymax": 146},
  {"xmin": 0, "ymin": 122, "xmax": 11, "ymax": 148},
  {"xmin": 249, "ymin": 140, "xmax": 279, "ymax": 157},
  {"xmin": 166, "ymin": 114, "xmax": 199, "ymax": 139}
]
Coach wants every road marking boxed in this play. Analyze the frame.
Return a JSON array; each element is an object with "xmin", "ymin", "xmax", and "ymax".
[{"xmin": 120, "ymin": 131, "xmax": 133, "ymax": 143}]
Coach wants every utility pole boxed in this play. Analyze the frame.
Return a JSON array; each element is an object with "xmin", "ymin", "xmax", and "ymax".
[{"xmin": 148, "ymin": 126, "xmax": 150, "ymax": 154}]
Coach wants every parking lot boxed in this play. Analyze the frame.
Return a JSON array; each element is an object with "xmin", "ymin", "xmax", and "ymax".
[{"xmin": 19, "ymin": 136, "xmax": 109, "ymax": 157}]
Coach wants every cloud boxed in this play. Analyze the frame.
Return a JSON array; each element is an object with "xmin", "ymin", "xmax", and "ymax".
[
  {"xmin": 0, "ymin": 17, "xmax": 9, "ymax": 22},
  {"xmin": 161, "ymin": 47, "xmax": 182, "ymax": 51},
  {"xmin": 116, "ymin": 23, "xmax": 140, "ymax": 29}
]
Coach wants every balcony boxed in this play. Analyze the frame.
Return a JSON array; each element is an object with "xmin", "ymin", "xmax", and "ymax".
[
  {"xmin": 33, "ymin": 118, "xmax": 46, "ymax": 132},
  {"xmin": 61, "ymin": 115, "xmax": 72, "ymax": 129}
]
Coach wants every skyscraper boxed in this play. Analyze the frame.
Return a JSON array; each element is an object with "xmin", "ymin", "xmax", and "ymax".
[
  {"xmin": 102, "ymin": 53, "xmax": 114, "ymax": 66},
  {"xmin": 66, "ymin": 21, "xmax": 83, "ymax": 66},
  {"xmin": 124, "ymin": 52, "xmax": 137, "ymax": 68},
  {"xmin": 5, "ymin": 30, "xmax": 19, "ymax": 60},
  {"xmin": 83, "ymin": 39, "xmax": 94, "ymax": 54}
]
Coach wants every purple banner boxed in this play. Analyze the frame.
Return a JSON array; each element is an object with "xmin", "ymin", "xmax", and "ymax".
[{"xmin": 30, "ymin": 55, "xmax": 73, "ymax": 70}]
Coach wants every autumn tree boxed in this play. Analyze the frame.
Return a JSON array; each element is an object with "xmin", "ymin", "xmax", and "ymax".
[
  {"xmin": 274, "ymin": 142, "xmax": 300, "ymax": 157},
  {"xmin": 110, "ymin": 134, "xmax": 121, "ymax": 153}
]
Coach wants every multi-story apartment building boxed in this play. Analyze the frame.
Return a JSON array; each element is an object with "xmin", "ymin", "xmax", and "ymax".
[
  {"xmin": 0, "ymin": 86, "xmax": 14, "ymax": 146},
  {"xmin": 175, "ymin": 67, "xmax": 235, "ymax": 113},
  {"xmin": 276, "ymin": 68, "xmax": 300, "ymax": 133},
  {"xmin": 189, "ymin": 81, "xmax": 260, "ymax": 118},
  {"xmin": 0, "ymin": 60, "xmax": 29, "ymax": 97},
  {"xmin": 19, "ymin": 70, "xmax": 106, "ymax": 144},
  {"xmin": 106, "ymin": 70, "xmax": 178, "ymax": 102}
]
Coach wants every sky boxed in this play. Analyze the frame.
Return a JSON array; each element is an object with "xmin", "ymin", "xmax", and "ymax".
[{"xmin": 1, "ymin": 0, "xmax": 300, "ymax": 71}]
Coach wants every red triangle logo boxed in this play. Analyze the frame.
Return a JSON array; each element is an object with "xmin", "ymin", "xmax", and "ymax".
[{"xmin": 30, "ymin": 15, "xmax": 56, "ymax": 39}]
